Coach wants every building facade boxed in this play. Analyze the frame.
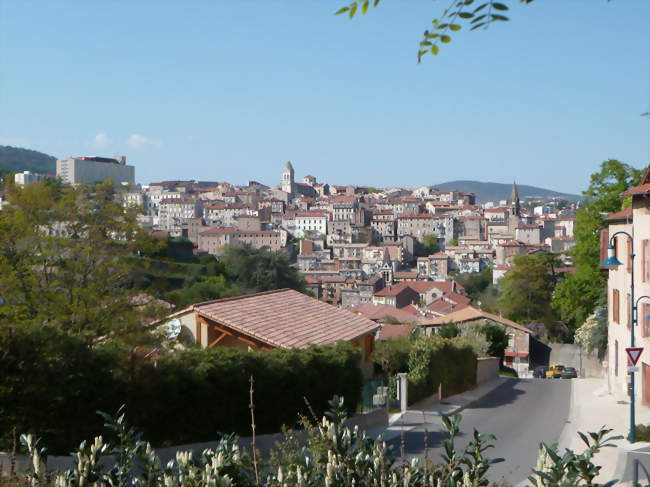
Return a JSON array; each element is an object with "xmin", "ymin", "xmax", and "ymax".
[{"xmin": 56, "ymin": 156, "xmax": 135, "ymax": 185}]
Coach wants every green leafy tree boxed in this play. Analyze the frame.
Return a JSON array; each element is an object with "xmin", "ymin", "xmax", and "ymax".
[
  {"xmin": 552, "ymin": 159, "xmax": 642, "ymax": 330},
  {"xmin": 438, "ymin": 322, "xmax": 460, "ymax": 338},
  {"xmin": 455, "ymin": 266, "xmax": 492, "ymax": 301},
  {"xmin": 497, "ymin": 253, "xmax": 559, "ymax": 323},
  {"xmin": 0, "ymin": 181, "xmax": 164, "ymax": 345},
  {"xmin": 414, "ymin": 234, "xmax": 439, "ymax": 257},
  {"xmin": 480, "ymin": 324, "xmax": 508, "ymax": 360},
  {"xmin": 220, "ymin": 243, "xmax": 307, "ymax": 294}
]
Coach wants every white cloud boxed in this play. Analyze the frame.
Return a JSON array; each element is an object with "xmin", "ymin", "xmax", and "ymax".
[
  {"xmin": 90, "ymin": 133, "xmax": 112, "ymax": 150},
  {"xmin": 127, "ymin": 133, "xmax": 162, "ymax": 150}
]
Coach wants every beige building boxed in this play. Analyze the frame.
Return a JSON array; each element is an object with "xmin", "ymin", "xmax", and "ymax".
[
  {"xmin": 604, "ymin": 167, "xmax": 650, "ymax": 405},
  {"xmin": 397, "ymin": 213, "xmax": 434, "ymax": 240},
  {"xmin": 198, "ymin": 227, "xmax": 284, "ymax": 255},
  {"xmin": 56, "ymin": 156, "xmax": 134, "ymax": 186}
]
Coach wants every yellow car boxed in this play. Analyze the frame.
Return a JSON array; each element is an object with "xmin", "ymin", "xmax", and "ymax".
[{"xmin": 546, "ymin": 364, "xmax": 565, "ymax": 379}]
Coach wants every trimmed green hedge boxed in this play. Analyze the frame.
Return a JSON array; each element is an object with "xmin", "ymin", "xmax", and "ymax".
[
  {"xmin": 0, "ymin": 326, "xmax": 362, "ymax": 453},
  {"xmin": 407, "ymin": 336, "xmax": 477, "ymax": 405}
]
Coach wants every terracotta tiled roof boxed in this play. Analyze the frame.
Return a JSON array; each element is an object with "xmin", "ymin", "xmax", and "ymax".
[
  {"xmin": 349, "ymin": 304, "xmax": 420, "ymax": 322},
  {"xmin": 421, "ymin": 306, "xmax": 532, "ymax": 334},
  {"xmin": 621, "ymin": 183, "xmax": 650, "ymax": 196},
  {"xmin": 194, "ymin": 289, "xmax": 379, "ymax": 349},
  {"xmin": 426, "ymin": 300, "xmax": 470, "ymax": 315},
  {"xmin": 394, "ymin": 271, "xmax": 419, "ymax": 279},
  {"xmin": 296, "ymin": 212, "xmax": 328, "ymax": 218},
  {"xmin": 374, "ymin": 280, "xmax": 464, "ymax": 296},
  {"xmin": 604, "ymin": 207, "xmax": 632, "ymax": 221},
  {"xmin": 430, "ymin": 280, "xmax": 466, "ymax": 294},
  {"xmin": 377, "ymin": 324, "xmax": 416, "ymax": 340}
]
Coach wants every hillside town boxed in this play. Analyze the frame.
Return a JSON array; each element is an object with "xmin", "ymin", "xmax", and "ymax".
[
  {"xmin": 1, "ymin": 1, "xmax": 648, "ymax": 485},
  {"xmin": 49, "ymin": 157, "xmax": 577, "ymax": 304}
]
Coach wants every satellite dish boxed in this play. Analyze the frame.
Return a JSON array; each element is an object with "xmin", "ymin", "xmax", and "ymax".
[{"xmin": 164, "ymin": 318, "xmax": 182, "ymax": 340}]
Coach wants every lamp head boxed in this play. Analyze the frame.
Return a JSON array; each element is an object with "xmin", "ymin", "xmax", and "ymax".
[{"xmin": 600, "ymin": 245, "xmax": 623, "ymax": 269}]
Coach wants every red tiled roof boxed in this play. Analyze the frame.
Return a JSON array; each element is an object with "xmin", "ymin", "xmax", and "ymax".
[
  {"xmin": 394, "ymin": 271, "xmax": 419, "ymax": 279},
  {"xmin": 377, "ymin": 324, "xmax": 416, "ymax": 340},
  {"xmin": 621, "ymin": 183, "xmax": 650, "ymax": 196},
  {"xmin": 430, "ymin": 280, "xmax": 466, "ymax": 294},
  {"xmin": 426, "ymin": 300, "xmax": 470, "ymax": 315},
  {"xmin": 349, "ymin": 304, "xmax": 420, "ymax": 322},
  {"xmin": 421, "ymin": 306, "xmax": 532, "ymax": 334},
  {"xmin": 194, "ymin": 289, "xmax": 379, "ymax": 348},
  {"xmin": 296, "ymin": 212, "xmax": 328, "ymax": 218},
  {"xmin": 604, "ymin": 207, "xmax": 633, "ymax": 221}
]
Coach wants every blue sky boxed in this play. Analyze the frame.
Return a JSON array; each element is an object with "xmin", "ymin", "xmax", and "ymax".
[{"xmin": 1, "ymin": 0, "xmax": 648, "ymax": 193}]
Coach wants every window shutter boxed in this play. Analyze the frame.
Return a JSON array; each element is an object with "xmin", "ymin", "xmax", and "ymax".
[
  {"xmin": 627, "ymin": 238, "xmax": 632, "ymax": 273},
  {"xmin": 641, "ymin": 239, "xmax": 650, "ymax": 282}
]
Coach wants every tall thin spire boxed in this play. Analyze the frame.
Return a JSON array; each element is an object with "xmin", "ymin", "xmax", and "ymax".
[{"xmin": 510, "ymin": 181, "xmax": 520, "ymax": 216}]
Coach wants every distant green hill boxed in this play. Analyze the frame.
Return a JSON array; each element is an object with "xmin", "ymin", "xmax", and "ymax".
[
  {"xmin": 0, "ymin": 145, "xmax": 57, "ymax": 174},
  {"xmin": 433, "ymin": 180, "xmax": 582, "ymax": 204}
]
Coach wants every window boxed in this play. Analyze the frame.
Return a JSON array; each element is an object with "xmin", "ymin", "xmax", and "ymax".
[
  {"xmin": 615, "ymin": 340, "xmax": 619, "ymax": 377},
  {"xmin": 507, "ymin": 333, "xmax": 515, "ymax": 348},
  {"xmin": 613, "ymin": 289, "xmax": 620, "ymax": 324},
  {"xmin": 644, "ymin": 302, "xmax": 650, "ymax": 338}
]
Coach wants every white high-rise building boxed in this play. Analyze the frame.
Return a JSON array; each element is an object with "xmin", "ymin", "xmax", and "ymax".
[{"xmin": 56, "ymin": 156, "xmax": 134, "ymax": 186}]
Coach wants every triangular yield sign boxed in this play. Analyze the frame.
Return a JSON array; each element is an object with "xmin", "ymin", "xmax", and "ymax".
[{"xmin": 626, "ymin": 347, "xmax": 644, "ymax": 366}]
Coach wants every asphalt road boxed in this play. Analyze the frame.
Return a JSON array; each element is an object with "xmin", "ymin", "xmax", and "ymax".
[{"xmin": 387, "ymin": 378, "xmax": 572, "ymax": 485}]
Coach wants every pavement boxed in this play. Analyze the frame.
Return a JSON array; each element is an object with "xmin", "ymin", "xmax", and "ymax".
[
  {"xmin": 366, "ymin": 377, "xmax": 510, "ymax": 443},
  {"xmin": 364, "ymin": 375, "xmax": 650, "ymax": 485},
  {"xmin": 365, "ymin": 377, "xmax": 572, "ymax": 485},
  {"xmin": 557, "ymin": 377, "xmax": 650, "ymax": 484}
]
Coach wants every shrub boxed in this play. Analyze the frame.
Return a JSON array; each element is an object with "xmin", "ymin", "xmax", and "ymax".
[
  {"xmin": 438, "ymin": 322, "xmax": 460, "ymax": 339},
  {"xmin": 407, "ymin": 336, "xmax": 477, "ymax": 404},
  {"xmin": 636, "ymin": 423, "xmax": 650, "ymax": 442},
  {"xmin": 373, "ymin": 337, "xmax": 411, "ymax": 375},
  {"xmin": 457, "ymin": 326, "xmax": 490, "ymax": 356},
  {"xmin": 0, "ymin": 324, "xmax": 362, "ymax": 454}
]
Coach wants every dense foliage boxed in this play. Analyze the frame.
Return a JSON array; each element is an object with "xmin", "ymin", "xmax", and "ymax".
[
  {"xmin": 552, "ymin": 159, "xmax": 642, "ymax": 331},
  {"xmin": 408, "ymin": 336, "xmax": 477, "ymax": 404},
  {"xmin": 0, "ymin": 181, "xmax": 164, "ymax": 345},
  {"xmin": 131, "ymin": 237, "xmax": 307, "ymax": 309},
  {"xmin": 0, "ymin": 324, "xmax": 362, "ymax": 454},
  {"xmin": 497, "ymin": 253, "xmax": 563, "ymax": 338},
  {"xmin": 414, "ymin": 234, "xmax": 439, "ymax": 257},
  {"xmin": 372, "ymin": 337, "xmax": 412, "ymax": 375}
]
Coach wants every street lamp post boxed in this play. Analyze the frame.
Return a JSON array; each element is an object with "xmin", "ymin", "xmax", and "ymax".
[{"xmin": 601, "ymin": 231, "xmax": 638, "ymax": 442}]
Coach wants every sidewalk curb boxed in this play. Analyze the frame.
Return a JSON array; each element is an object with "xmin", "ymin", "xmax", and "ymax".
[{"xmin": 371, "ymin": 378, "xmax": 508, "ymax": 443}]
